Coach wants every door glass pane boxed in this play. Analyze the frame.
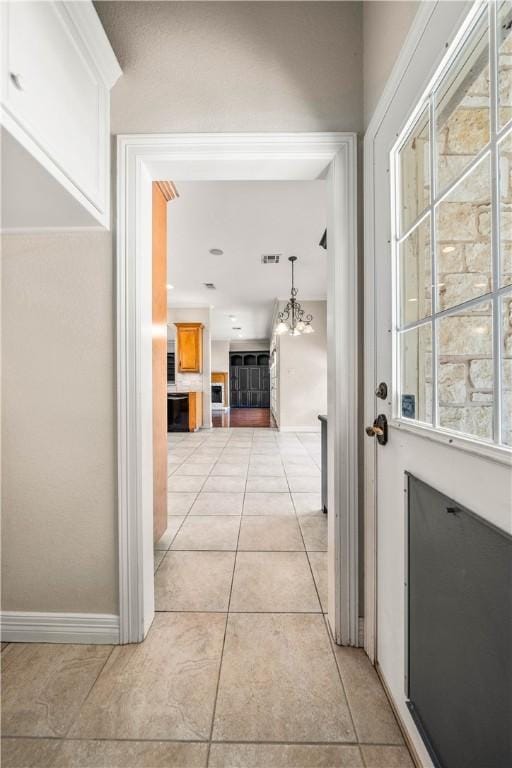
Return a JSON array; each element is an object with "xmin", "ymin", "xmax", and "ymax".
[
  {"xmin": 437, "ymin": 301, "xmax": 493, "ymax": 440},
  {"xmin": 501, "ymin": 292, "xmax": 512, "ymax": 445},
  {"xmin": 399, "ymin": 214, "xmax": 432, "ymax": 324},
  {"xmin": 398, "ymin": 105, "xmax": 430, "ymax": 234},
  {"xmin": 498, "ymin": 1, "xmax": 512, "ymax": 130},
  {"xmin": 435, "ymin": 13, "xmax": 490, "ymax": 196},
  {"xmin": 499, "ymin": 129, "xmax": 512, "ymax": 287},
  {"xmin": 436, "ymin": 154, "xmax": 492, "ymax": 311},
  {"xmin": 400, "ymin": 323, "xmax": 432, "ymax": 423}
]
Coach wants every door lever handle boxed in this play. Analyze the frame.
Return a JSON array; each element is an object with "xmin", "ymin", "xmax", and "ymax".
[{"xmin": 365, "ymin": 414, "xmax": 388, "ymax": 445}]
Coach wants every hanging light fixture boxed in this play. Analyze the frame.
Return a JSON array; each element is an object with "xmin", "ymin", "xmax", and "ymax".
[{"xmin": 275, "ymin": 256, "xmax": 314, "ymax": 336}]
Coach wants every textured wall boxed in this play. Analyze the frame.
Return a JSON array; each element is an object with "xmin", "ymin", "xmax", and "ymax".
[
  {"xmin": 96, "ymin": 1, "xmax": 363, "ymax": 134},
  {"xmin": 362, "ymin": 1, "xmax": 419, "ymax": 127},
  {"xmin": 1, "ymin": 232, "xmax": 117, "ymax": 613}
]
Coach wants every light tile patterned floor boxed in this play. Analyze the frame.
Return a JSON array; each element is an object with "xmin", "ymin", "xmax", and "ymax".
[{"xmin": 1, "ymin": 428, "xmax": 414, "ymax": 768}]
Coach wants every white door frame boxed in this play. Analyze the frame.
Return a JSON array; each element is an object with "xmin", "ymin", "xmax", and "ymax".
[
  {"xmin": 363, "ymin": 0, "xmax": 475, "ymax": 662},
  {"xmin": 116, "ymin": 132, "xmax": 359, "ymax": 644}
]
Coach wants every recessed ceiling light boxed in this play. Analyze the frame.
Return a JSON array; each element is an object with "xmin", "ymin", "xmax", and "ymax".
[
  {"xmin": 229, "ymin": 315, "xmax": 236, "ymax": 321},
  {"xmin": 209, "ymin": 248, "xmax": 224, "ymax": 256},
  {"xmin": 167, "ymin": 284, "xmax": 174, "ymax": 290}
]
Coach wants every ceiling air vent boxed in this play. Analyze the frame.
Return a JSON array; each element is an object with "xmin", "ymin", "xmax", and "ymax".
[
  {"xmin": 262, "ymin": 253, "xmax": 281, "ymax": 264},
  {"xmin": 232, "ymin": 326, "xmax": 242, "ymax": 330},
  {"xmin": 203, "ymin": 282, "xmax": 216, "ymax": 290}
]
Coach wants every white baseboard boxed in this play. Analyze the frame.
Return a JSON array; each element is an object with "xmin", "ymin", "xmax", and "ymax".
[
  {"xmin": 278, "ymin": 426, "xmax": 321, "ymax": 433},
  {"xmin": 1, "ymin": 612, "xmax": 120, "ymax": 644}
]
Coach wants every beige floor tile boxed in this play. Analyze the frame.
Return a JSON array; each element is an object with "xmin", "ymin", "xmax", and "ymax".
[
  {"xmin": 51, "ymin": 740, "xmax": 208, "ymax": 767},
  {"xmin": 1, "ymin": 738, "xmax": 62, "ymax": 768},
  {"xmin": 70, "ymin": 613, "xmax": 225, "ymax": 740},
  {"xmin": 171, "ymin": 516, "xmax": 240, "ymax": 550},
  {"xmin": 308, "ymin": 551, "xmax": 328, "ymax": 610},
  {"xmin": 154, "ymin": 516, "xmax": 185, "ymax": 550},
  {"xmin": 245, "ymin": 476, "xmax": 289, "ymax": 492},
  {"xmin": 212, "ymin": 613, "xmax": 355, "ymax": 742},
  {"xmin": 155, "ymin": 551, "xmax": 235, "ymax": 611},
  {"xmin": 221, "ymin": 448, "xmax": 251, "ymax": 457},
  {"xmin": 332, "ymin": 647, "xmax": 403, "ymax": 745},
  {"xmin": 174, "ymin": 462, "xmax": 215, "ymax": 476},
  {"xmin": 248, "ymin": 465, "xmax": 286, "ymax": 477},
  {"xmin": 238, "ymin": 516, "xmax": 304, "ymax": 551},
  {"xmin": 208, "ymin": 743, "xmax": 363, "ymax": 767},
  {"xmin": 361, "ymin": 746, "xmax": 414, "ymax": 768},
  {"xmin": 230, "ymin": 552, "xmax": 320, "ymax": 612},
  {"xmin": 167, "ymin": 492, "xmax": 198, "ymax": 515},
  {"xmin": 169, "ymin": 475, "xmax": 207, "ymax": 492},
  {"xmin": 284, "ymin": 461, "xmax": 320, "ymax": 477},
  {"xmin": 298, "ymin": 516, "xmax": 328, "ymax": 551},
  {"xmin": 243, "ymin": 492, "xmax": 294, "ymax": 516},
  {"xmin": 189, "ymin": 492, "xmax": 243, "ymax": 516},
  {"xmin": 1, "ymin": 642, "xmax": 9, "ymax": 651},
  {"xmin": 292, "ymin": 492, "xmax": 324, "ymax": 516},
  {"xmin": 287, "ymin": 475, "xmax": 321, "ymax": 493},
  {"xmin": 211, "ymin": 462, "xmax": 248, "ymax": 477},
  {"xmin": 153, "ymin": 549, "xmax": 166, "ymax": 572},
  {"xmin": 1, "ymin": 644, "xmax": 112, "ymax": 737},
  {"xmin": 202, "ymin": 476, "xmax": 247, "ymax": 493}
]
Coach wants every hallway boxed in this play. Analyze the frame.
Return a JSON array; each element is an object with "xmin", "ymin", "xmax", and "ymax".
[{"xmin": 2, "ymin": 428, "xmax": 412, "ymax": 767}]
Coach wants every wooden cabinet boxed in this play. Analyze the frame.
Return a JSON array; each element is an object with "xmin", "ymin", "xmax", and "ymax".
[
  {"xmin": 230, "ymin": 351, "xmax": 271, "ymax": 409},
  {"xmin": 188, "ymin": 392, "xmax": 203, "ymax": 432},
  {"xmin": 1, "ymin": 1, "xmax": 121, "ymax": 228},
  {"xmin": 175, "ymin": 323, "xmax": 203, "ymax": 373}
]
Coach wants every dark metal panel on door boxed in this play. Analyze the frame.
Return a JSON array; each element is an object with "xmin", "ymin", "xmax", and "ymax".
[{"xmin": 407, "ymin": 474, "xmax": 512, "ymax": 768}]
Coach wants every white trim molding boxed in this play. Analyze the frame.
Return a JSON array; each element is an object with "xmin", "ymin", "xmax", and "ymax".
[
  {"xmin": 117, "ymin": 132, "xmax": 359, "ymax": 645},
  {"xmin": 1, "ymin": 612, "xmax": 120, "ymax": 644}
]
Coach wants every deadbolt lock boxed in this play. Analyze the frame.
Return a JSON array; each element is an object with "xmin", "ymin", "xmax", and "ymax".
[{"xmin": 375, "ymin": 382, "xmax": 388, "ymax": 400}]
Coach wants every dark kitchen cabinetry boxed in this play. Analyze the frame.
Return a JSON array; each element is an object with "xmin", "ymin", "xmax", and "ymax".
[{"xmin": 230, "ymin": 351, "xmax": 270, "ymax": 409}]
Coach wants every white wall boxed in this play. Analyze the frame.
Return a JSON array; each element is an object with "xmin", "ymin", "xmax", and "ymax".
[
  {"xmin": 1, "ymin": 232, "xmax": 117, "ymax": 613},
  {"xmin": 277, "ymin": 301, "xmax": 327, "ymax": 431},
  {"xmin": 97, "ymin": 1, "xmax": 363, "ymax": 135},
  {"xmin": 168, "ymin": 308, "xmax": 212, "ymax": 428},
  {"xmin": 362, "ymin": 1, "xmax": 419, "ymax": 127},
  {"xmin": 211, "ymin": 340, "xmax": 230, "ymax": 373},
  {"xmin": 2, "ymin": 1, "xmax": 364, "ymax": 616},
  {"xmin": 230, "ymin": 339, "xmax": 270, "ymax": 352}
]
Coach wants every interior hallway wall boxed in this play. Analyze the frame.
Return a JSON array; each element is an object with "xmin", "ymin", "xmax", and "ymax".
[
  {"xmin": 1, "ymin": 233, "xmax": 117, "ymax": 613},
  {"xmin": 362, "ymin": 0, "xmax": 419, "ymax": 127}
]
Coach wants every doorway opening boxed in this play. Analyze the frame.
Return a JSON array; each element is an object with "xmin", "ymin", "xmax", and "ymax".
[{"xmin": 117, "ymin": 133, "xmax": 358, "ymax": 646}]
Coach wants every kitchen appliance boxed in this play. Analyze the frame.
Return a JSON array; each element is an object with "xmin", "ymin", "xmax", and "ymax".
[{"xmin": 167, "ymin": 393, "xmax": 189, "ymax": 432}]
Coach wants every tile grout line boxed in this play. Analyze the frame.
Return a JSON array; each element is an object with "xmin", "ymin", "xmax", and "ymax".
[{"xmin": 204, "ymin": 434, "xmax": 247, "ymax": 766}]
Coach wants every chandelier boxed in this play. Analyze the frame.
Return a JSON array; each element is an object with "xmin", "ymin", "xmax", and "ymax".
[{"xmin": 275, "ymin": 256, "xmax": 314, "ymax": 336}]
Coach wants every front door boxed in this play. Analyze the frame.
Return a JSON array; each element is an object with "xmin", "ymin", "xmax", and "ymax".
[{"xmin": 367, "ymin": 2, "xmax": 512, "ymax": 763}]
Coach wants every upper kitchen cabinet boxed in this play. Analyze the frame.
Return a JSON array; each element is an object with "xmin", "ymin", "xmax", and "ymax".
[
  {"xmin": 175, "ymin": 323, "xmax": 204, "ymax": 373},
  {"xmin": 0, "ymin": 1, "xmax": 121, "ymax": 230}
]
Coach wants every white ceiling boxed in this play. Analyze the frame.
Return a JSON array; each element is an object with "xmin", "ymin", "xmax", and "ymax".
[{"xmin": 167, "ymin": 180, "xmax": 327, "ymax": 340}]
